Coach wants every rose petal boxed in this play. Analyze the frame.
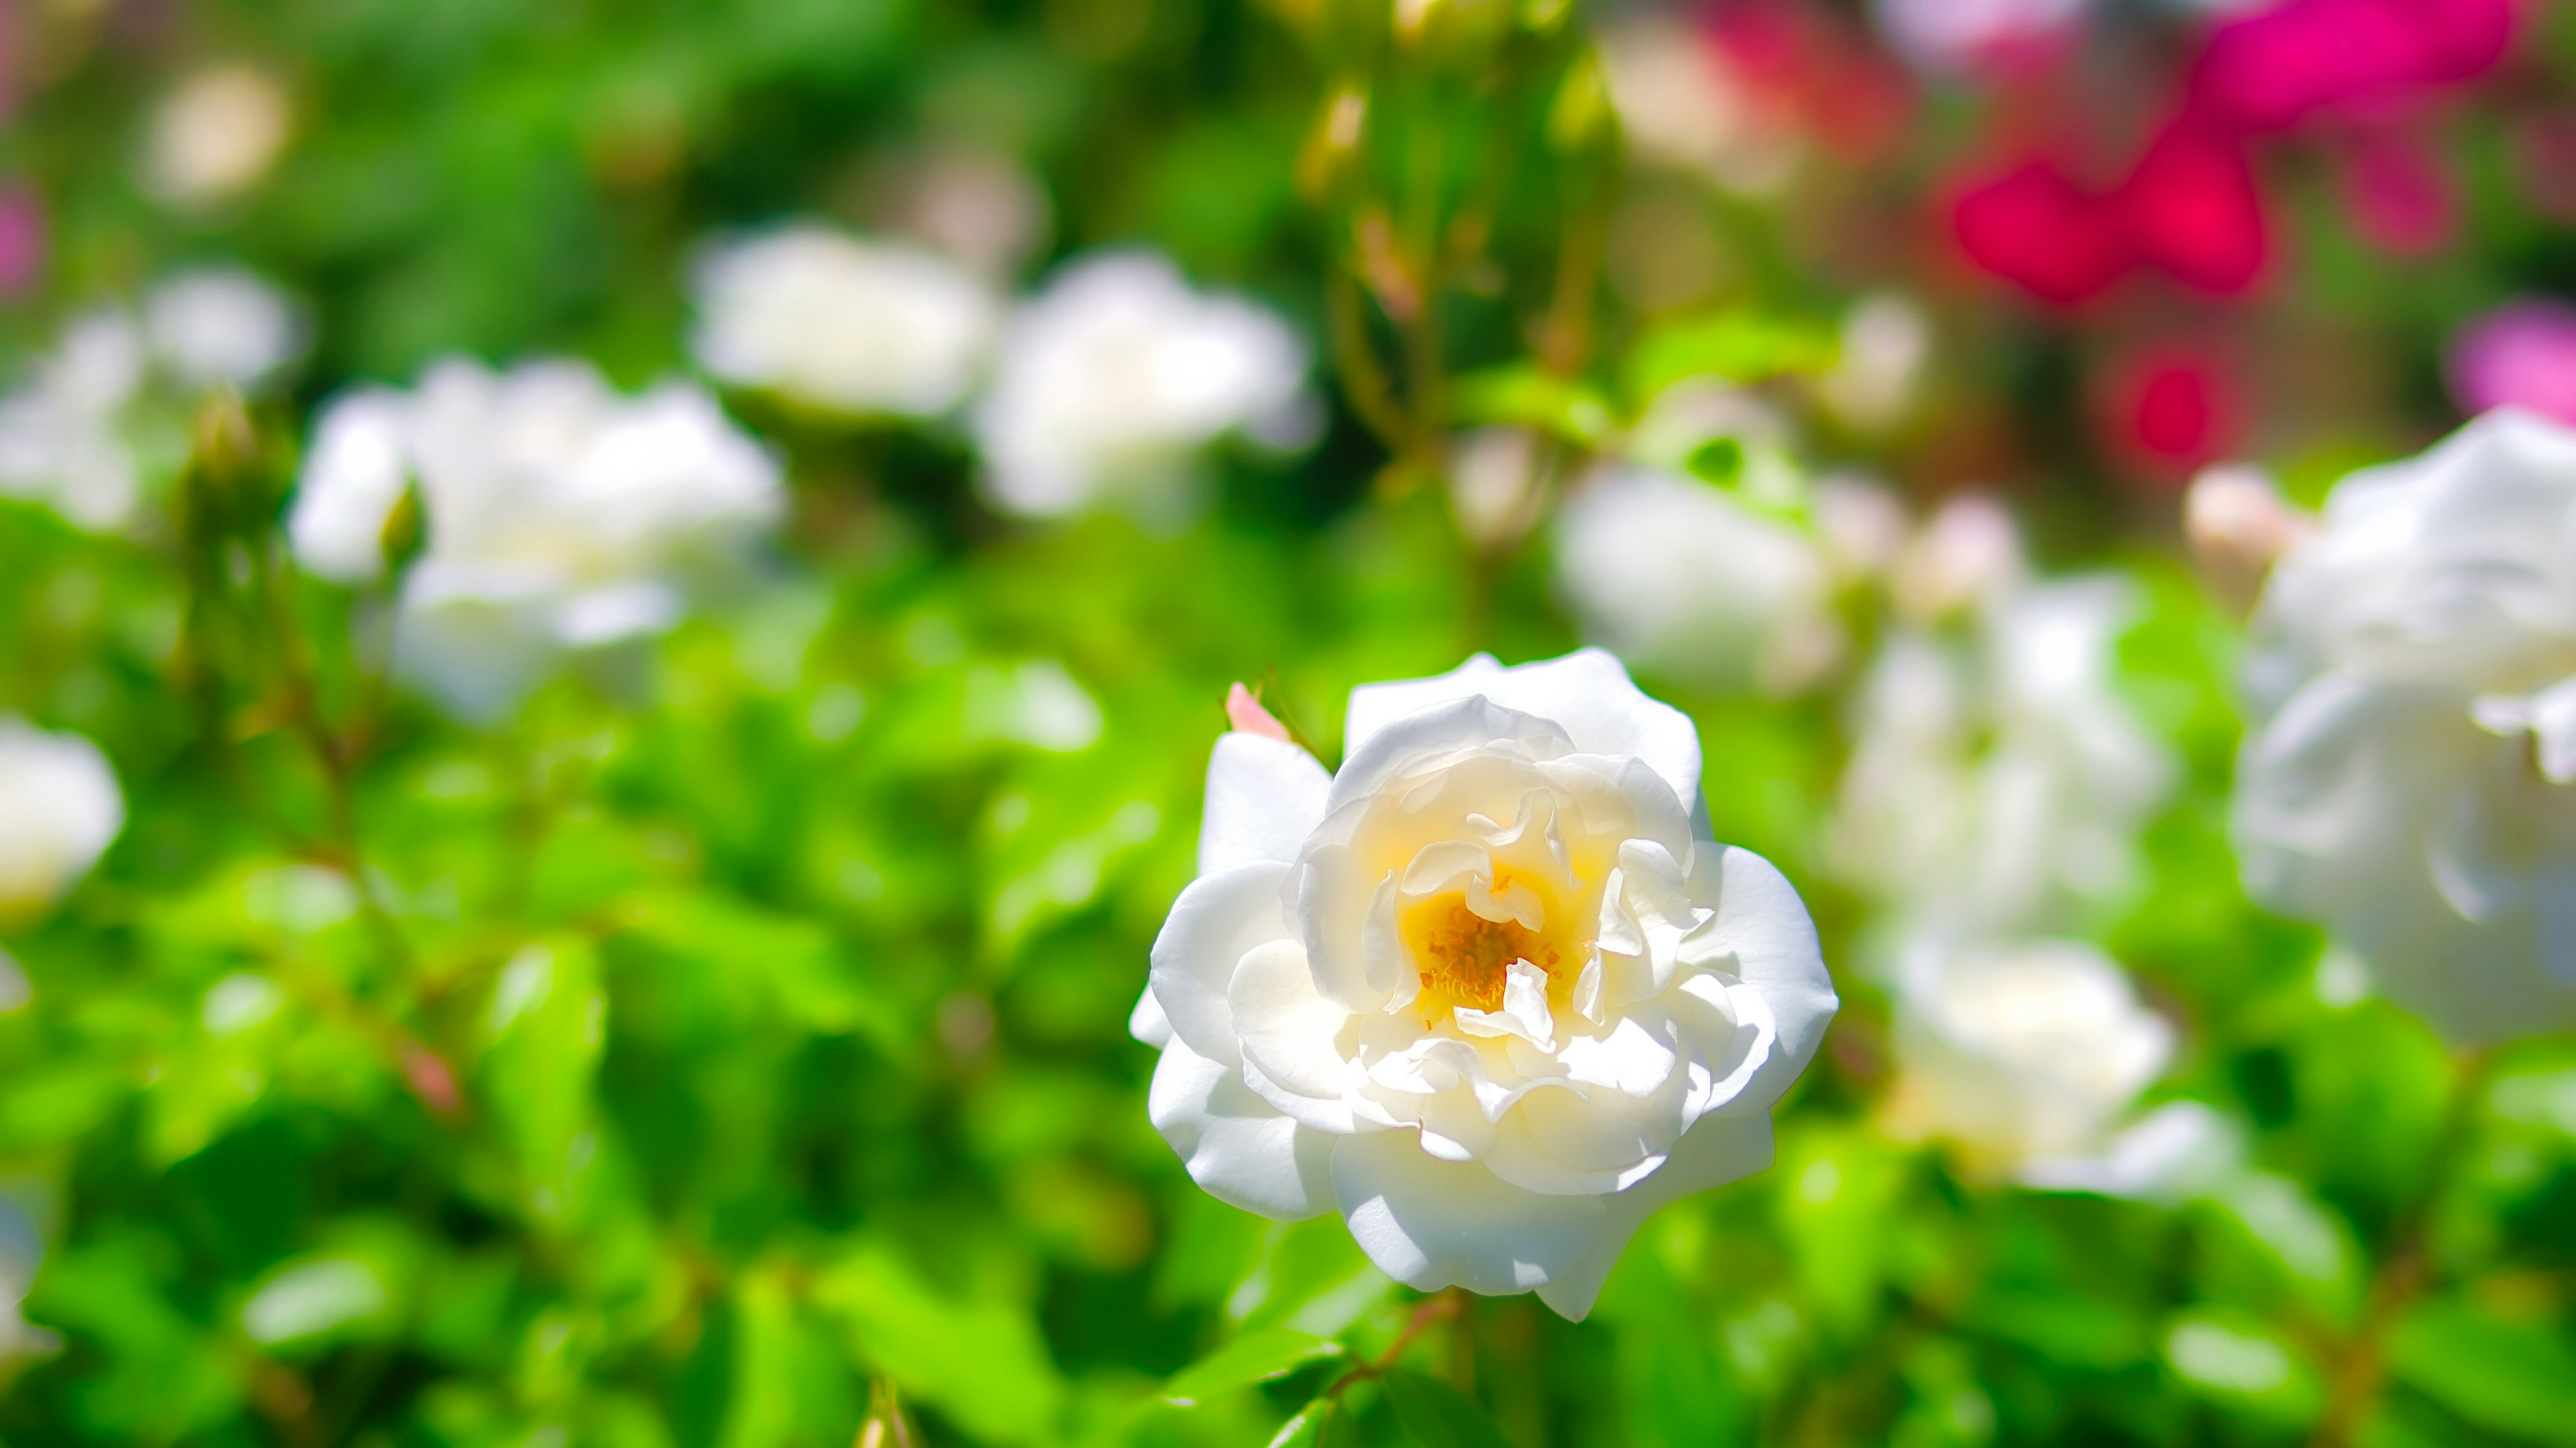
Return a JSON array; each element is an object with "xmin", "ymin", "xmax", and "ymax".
[
  {"xmin": 1344, "ymin": 648, "xmax": 1704, "ymax": 813},
  {"xmin": 1330, "ymin": 1129, "xmax": 1607, "ymax": 1295},
  {"xmin": 1200, "ymin": 732, "xmax": 1332, "ymax": 874},
  {"xmin": 1230, "ymin": 937, "xmax": 1356, "ymax": 1103},
  {"xmin": 1148, "ymin": 1036, "xmax": 1335, "ymax": 1219},
  {"xmin": 1148, "ymin": 860, "xmax": 1293, "ymax": 1068},
  {"xmin": 1532, "ymin": 1109, "xmax": 1776, "ymax": 1321}
]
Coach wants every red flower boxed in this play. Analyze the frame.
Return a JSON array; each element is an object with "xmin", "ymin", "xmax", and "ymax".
[{"xmin": 2104, "ymin": 348, "xmax": 2242, "ymax": 477}]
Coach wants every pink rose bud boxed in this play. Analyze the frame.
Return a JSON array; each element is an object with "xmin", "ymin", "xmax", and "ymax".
[{"xmin": 1224, "ymin": 682, "xmax": 1293, "ymax": 741}]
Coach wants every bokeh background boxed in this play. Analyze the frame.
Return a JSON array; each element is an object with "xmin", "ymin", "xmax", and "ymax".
[{"xmin": 1, "ymin": 1, "xmax": 2573, "ymax": 1445}]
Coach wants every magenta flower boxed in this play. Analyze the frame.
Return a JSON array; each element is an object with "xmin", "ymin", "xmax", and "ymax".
[
  {"xmin": 2191, "ymin": 0, "xmax": 2514, "ymax": 132},
  {"xmin": 2449, "ymin": 299, "xmax": 2576, "ymax": 427}
]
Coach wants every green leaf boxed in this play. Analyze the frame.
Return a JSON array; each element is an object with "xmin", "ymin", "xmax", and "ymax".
[
  {"xmin": 478, "ymin": 937, "xmax": 607, "ymax": 1221},
  {"xmin": 1379, "ymin": 1367, "xmax": 1513, "ymax": 1448},
  {"xmin": 1450, "ymin": 364, "xmax": 1618, "ymax": 448},
  {"xmin": 2387, "ymin": 1297, "xmax": 2576, "ymax": 1445},
  {"xmin": 808, "ymin": 1241, "xmax": 1065, "ymax": 1447},
  {"xmin": 1267, "ymin": 1398, "xmax": 1342, "ymax": 1448},
  {"xmin": 1623, "ymin": 310, "xmax": 1838, "ymax": 403},
  {"xmin": 1162, "ymin": 1327, "xmax": 1345, "ymax": 1406},
  {"xmin": 2159, "ymin": 1310, "xmax": 2323, "ymax": 1429}
]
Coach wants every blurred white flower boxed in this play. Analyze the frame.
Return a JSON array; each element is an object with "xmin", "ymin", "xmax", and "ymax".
[
  {"xmin": 0, "ymin": 311, "xmax": 150, "ymax": 529},
  {"xmin": 691, "ymin": 225, "xmax": 1001, "ymax": 419},
  {"xmin": 2236, "ymin": 409, "xmax": 2576, "ymax": 1040},
  {"xmin": 1812, "ymin": 472, "xmax": 1911, "ymax": 582},
  {"xmin": 2185, "ymin": 463, "xmax": 2314, "ymax": 612},
  {"xmin": 1872, "ymin": 0, "xmax": 2087, "ymax": 75},
  {"xmin": 1448, "ymin": 427, "xmax": 1544, "ymax": 550},
  {"xmin": 1597, "ymin": 15, "xmax": 1797, "ymax": 194},
  {"xmin": 1819, "ymin": 293, "xmax": 1931, "ymax": 430},
  {"xmin": 146, "ymin": 64, "xmax": 292, "ymax": 205},
  {"xmin": 1556, "ymin": 466, "xmax": 1843, "ymax": 695},
  {"xmin": 0, "ymin": 719, "xmax": 124, "ymax": 929},
  {"xmin": 1890, "ymin": 494, "xmax": 2025, "ymax": 623},
  {"xmin": 1885, "ymin": 937, "xmax": 2226, "ymax": 1196},
  {"xmin": 1833, "ymin": 517, "xmax": 2174, "ymax": 937},
  {"xmin": 0, "ymin": 268, "xmax": 304, "ymax": 531},
  {"xmin": 1134, "ymin": 650, "xmax": 1837, "ymax": 1318},
  {"xmin": 142, "ymin": 267, "xmax": 309, "ymax": 391},
  {"xmin": 879, "ymin": 147, "xmax": 1051, "ymax": 279},
  {"xmin": 288, "ymin": 358, "xmax": 786, "ymax": 719},
  {"xmin": 972, "ymin": 251, "xmax": 1313, "ymax": 518}
]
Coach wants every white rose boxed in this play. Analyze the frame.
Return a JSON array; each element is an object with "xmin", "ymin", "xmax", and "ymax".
[
  {"xmin": 973, "ymin": 251, "xmax": 1313, "ymax": 518},
  {"xmin": 141, "ymin": 267, "xmax": 309, "ymax": 392},
  {"xmin": 1833, "ymin": 556, "xmax": 2173, "ymax": 937},
  {"xmin": 690, "ymin": 225, "xmax": 1000, "ymax": 419},
  {"xmin": 1884, "ymin": 937, "xmax": 2230, "ymax": 1200},
  {"xmin": 1134, "ymin": 650, "xmax": 1837, "ymax": 1318},
  {"xmin": 0, "ymin": 312, "xmax": 148, "ymax": 531},
  {"xmin": 287, "ymin": 358, "xmax": 785, "ymax": 719},
  {"xmin": 0, "ymin": 269, "xmax": 305, "ymax": 532},
  {"xmin": 0, "ymin": 719, "xmax": 124, "ymax": 928},
  {"xmin": 2235, "ymin": 409, "xmax": 2576, "ymax": 1040},
  {"xmin": 1554, "ymin": 466, "xmax": 1843, "ymax": 695}
]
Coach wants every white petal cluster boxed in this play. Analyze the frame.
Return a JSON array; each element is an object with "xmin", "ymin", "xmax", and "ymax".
[
  {"xmin": 1885, "ymin": 938, "xmax": 2229, "ymax": 1198},
  {"xmin": 1555, "ymin": 466, "xmax": 1843, "ymax": 696},
  {"xmin": 1831, "ymin": 501, "xmax": 2174, "ymax": 935},
  {"xmin": 0, "ymin": 268, "xmax": 305, "ymax": 530},
  {"xmin": 973, "ymin": 252, "xmax": 1311, "ymax": 518},
  {"xmin": 691, "ymin": 226, "xmax": 1001, "ymax": 419},
  {"xmin": 1833, "ymin": 498, "xmax": 2206, "ymax": 1194},
  {"xmin": 1135, "ymin": 650, "xmax": 1837, "ymax": 1318},
  {"xmin": 288, "ymin": 358, "xmax": 785, "ymax": 720},
  {"xmin": 2236, "ymin": 409, "xmax": 2576, "ymax": 1040},
  {"xmin": 0, "ymin": 719, "xmax": 124, "ymax": 929}
]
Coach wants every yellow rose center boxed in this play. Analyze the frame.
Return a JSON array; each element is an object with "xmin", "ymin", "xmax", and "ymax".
[{"xmin": 1403, "ymin": 875, "xmax": 1577, "ymax": 1021}]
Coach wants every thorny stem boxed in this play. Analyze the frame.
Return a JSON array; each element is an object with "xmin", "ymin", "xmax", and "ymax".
[
  {"xmin": 1318, "ymin": 1288, "xmax": 1470, "ymax": 1404},
  {"xmin": 2306, "ymin": 1049, "xmax": 2495, "ymax": 1448},
  {"xmin": 1328, "ymin": 268, "xmax": 1413, "ymax": 458}
]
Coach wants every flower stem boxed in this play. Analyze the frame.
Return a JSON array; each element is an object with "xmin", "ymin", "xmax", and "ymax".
[{"xmin": 2306, "ymin": 1048, "xmax": 2493, "ymax": 1448}]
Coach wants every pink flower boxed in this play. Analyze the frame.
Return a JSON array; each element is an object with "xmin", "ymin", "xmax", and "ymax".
[
  {"xmin": 2191, "ymin": 0, "xmax": 2515, "ymax": 132},
  {"xmin": 1951, "ymin": 122, "xmax": 2263, "ymax": 305},
  {"xmin": 2448, "ymin": 299, "xmax": 2576, "ymax": 425},
  {"xmin": 2335, "ymin": 125, "xmax": 2457, "ymax": 254},
  {"xmin": 2103, "ymin": 347, "xmax": 2242, "ymax": 478}
]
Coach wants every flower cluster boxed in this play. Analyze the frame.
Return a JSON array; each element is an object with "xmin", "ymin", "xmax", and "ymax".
[
  {"xmin": 289, "ymin": 359, "xmax": 785, "ymax": 719},
  {"xmin": 0, "ymin": 268, "xmax": 304, "ymax": 531},
  {"xmin": 690, "ymin": 233, "xmax": 1313, "ymax": 519}
]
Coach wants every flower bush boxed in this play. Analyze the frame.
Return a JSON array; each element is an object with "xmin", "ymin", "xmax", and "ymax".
[{"xmin": 0, "ymin": 2, "xmax": 2569, "ymax": 1447}]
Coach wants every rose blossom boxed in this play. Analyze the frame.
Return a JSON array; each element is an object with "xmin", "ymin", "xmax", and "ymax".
[
  {"xmin": 1884, "ymin": 937, "xmax": 2231, "ymax": 1198},
  {"xmin": 2235, "ymin": 409, "xmax": 2576, "ymax": 1039},
  {"xmin": 1554, "ymin": 466, "xmax": 1843, "ymax": 696},
  {"xmin": 0, "ymin": 719, "xmax": 123, "ymax": 929},
  {"xmin": 1833, "ymin": 505, "xmax": 2174, "ymax": 939},
  {"xmin": 0, "ymin": 268, "xmax": 304, "ymax": 531},
  {"xmin": 288, "ymin": 358, "xmax": 784, "ymax": 720},
  {"xmin": 690, "ymin": 225, "xmax": 1001, "ymax": 420},
  {"xmin": 1132, "ymin": 650, "xmax": 1837, "ymax": 1318},
  {"xmin": 972, "ymin": 251, "xmax": 1313, "ymax": 519}
]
